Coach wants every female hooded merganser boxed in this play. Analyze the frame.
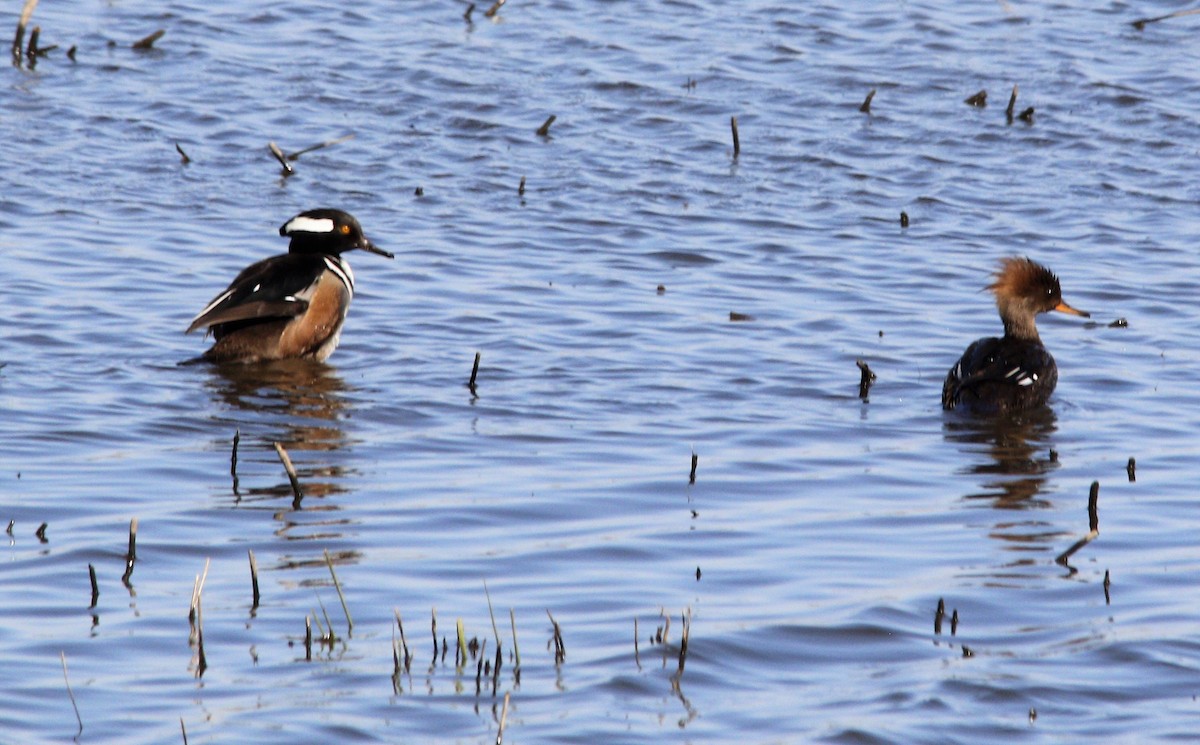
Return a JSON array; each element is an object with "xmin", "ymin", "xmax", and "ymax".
[
  {"xmin": 186, "ymin": 208, "xmax": 393, "ymax": 363},
  {"xmin": 942, "ymin": 257, "xmax": 1089, "ymax": 414}
]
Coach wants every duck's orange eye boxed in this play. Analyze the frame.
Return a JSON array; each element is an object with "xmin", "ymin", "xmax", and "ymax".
[{"xmin": 340, "ymin": 224, "xmax": 351, "ymax": 235}]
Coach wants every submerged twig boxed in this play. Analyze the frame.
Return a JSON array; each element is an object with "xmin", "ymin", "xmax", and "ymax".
[
  {"xmin": 468, "ymin": 351, "xmax": 481, "ymax": 395},
  {"xmin": 267, "ymin": 142, "xmax": 293, "ymax": 175},
  {"xmin": 11, "ymin": 0, "xmax": 40, "ymax": 65},
  {"xmin": 1132, "ymin": 7, "xmax": 1200, "ymax": 29},
  {"xmin": 859, "ymin": 88, "xmax": 876, "ymax": 113},
  {"xmin": 274, "ymin": 442, "xmax": 304, "ymax": 506},
  {"xmin": 1055, "ymin": 481, "xmax": 1100, "ymax": 566},
  {"xmin": 121, "ymin": 518, "xmax": 138, "ymax": 585},
  {"xmin": 324, "ymin": 549, "xmax": 353, "ymax": 635},
  {"xmin": 964, "ymin": 89, "xmax": 987, "ymax": 107},
  {"xmin": 88, "ymin": 564, "xmax": 99, "ymax": 608},
  {"xmin": 61, "ymin": 651, "xmax": 82, "ymax": 735},
  {"xmin": 496, "ymin": 690, "xmax": 511, "ymax": 745},
  {"xmin": 248, "ymin": 549, "xmax": 260, "ymax": 609},
  {"xmin": 856, "ymin": 359, "xmax": 877, "ymax": 399},
  {"xmin": 132, "ymin": 29, "xmax": 165, "ymax": 50},
  {"xmin": 286, "ymin": 134, "xmax": 355, "ymax": 161},
  {"xmin": 730, "ymin": 116, "xmax": 740, "ymax": 158}
]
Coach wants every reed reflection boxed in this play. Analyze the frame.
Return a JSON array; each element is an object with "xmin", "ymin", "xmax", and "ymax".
[{"xmin": 203, "ymin": 360, "xmax": 356, "ymax": 547}]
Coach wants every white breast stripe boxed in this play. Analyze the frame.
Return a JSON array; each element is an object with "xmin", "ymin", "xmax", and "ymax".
[
  {"xmin": 323, "ymin": 256, "xmax": 355, "ymax": 293},
  {"xmin": 283, "ymin": 216, "xmax": 335, "ymax": 234}
]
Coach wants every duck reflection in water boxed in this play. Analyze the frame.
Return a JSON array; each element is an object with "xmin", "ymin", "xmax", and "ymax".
[
  {"xmin": 203, "ymin": 359, "xmax": 351, "ymax": 509},
  {"xmin": 943, "ymin": 407, "xmax": 1059, "ymax": 509}
]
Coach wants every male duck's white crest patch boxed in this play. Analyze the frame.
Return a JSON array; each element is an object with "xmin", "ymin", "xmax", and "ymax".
[{"xmin": 282, "ymin": 216, "xmax": 336, "ymax": 234}]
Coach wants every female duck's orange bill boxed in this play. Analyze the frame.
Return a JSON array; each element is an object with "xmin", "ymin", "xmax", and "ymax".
[{"xmin": 1054, "ymin": 301, "xmax": 1090, "ymax": 317}]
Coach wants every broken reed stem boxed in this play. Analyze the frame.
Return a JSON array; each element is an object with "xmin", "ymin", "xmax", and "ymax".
[
  {"xmin": 88, "ymin": 564, "xmax": 99, "ymax": 608},
  {"xmin": 856, "ymin": 359, "xmax": 877, "ymax": 399},
  {"xmin": 231, "ymin": 429, "xmax": 239, "ymax": 476},
  {"xmin": 859, "ymin": 88, "xmax": 876, "ymax": 113},
  {"xmin": 484, "ymin": 580, "xmax": 502, "ymax": 649},
  {"xmin": 689, "ymin": 451, "xmax": 698, "ymax": 484},
  {"xmin": 267, "ymin": 142, "xmax": 294, "ymax": 174},
  {"xmin": 535, "ymin": 114, "xmax": 556, "ymax": 136},
  {"xmin": 485, "ymin": 0, "xmax": 506, "ymax": 19},
  {"xmin": 305, "ymin": 615, "xmax": 312, "ymax": 661},
  {"xmin": 468, "ymin": 351, "xmax": 481, "ymax": 394},
  {"xmin": 492, "ymin": 643, "xmax": 502, "ymax": 693},
  {"xmin": 274, "ymin": 442, "xmax": 304, "ymax": 506},
  {"xmin": 730, "ymin": 116, "xmax": 740, "ymax": 158},
  {"xmin": 180, "ymin": 717, "xmax": 188, "ymax": 745},
  {"xmin": 192, "ymin": 558, "xmax": 211, "ymax": 676},
  {"xmin": 463, "ymin": 3, "xmax": 475, "ymax": 22},
  {"xmin": 934, "ymin": 597, "xmax": 945, "ymax": 634},
  {"xmin": 1055, "ymin": 481, "xmax": 1101, "ymax": 566},
  {"xmin": 674, "ymin": 610, "xmax": 691, "ymax": 677},
  {"xmin": 1127, "ymin": 457, "xmax": 1136, "ymax": 482},
  {"xmin": 518, "ymin": 176, "xmax": 526, "ymax": 196},
  {"xmin": 131, "ymin": 29, "xmax": 165, "ymax": 50},
  {"xmin": 634, "ymin": 617, "xmax": 641, "ymax": 669},
  {"xmin": 1006, "ymin": 84, "xmax": 1018, "ymax": 122},
  {"xmin": 286, "ymin": 134, "xmax": 355, "ymax": 161},
  {"xmin": 175, "ymin": 142, "xmax": 192, "ymax": 165},
  {"xmin": 496, "ymin": 690, "xmax": 511, "ymax": 745},
  {"xmin": 394, "ymin": 609, "xmax": 411, "ymax": 669},
  {"xmin": 1132, "ymin": 7, "xmax": 1200, "ymax": 29},
  {"xmin": 431, "ymin": 607, "xmax": 438, "ymax": 661},
  {"xmin": 12, "ymin": 0, "xmax": 40, "ymax": 64},
  {"xmin": 323, "ymin": 549, "xmax": 353, "ymax": 635},
  {"xmin": 546, "ymin": 609, "xmax": 565, "ymax": 664},
  {"xmin": 509, "ymin": 608, "xmax": 521, "ymax": 671},
  {"xmin": 248, "ymin": 549, "xmax": 260, "ymax": 608},
  {"xmin": 121, "ymin": 518, "xmax": 138, "ymax": 585},
  {"xmin": 456, "ymin": 618, "xmax": 468, "ymax": 669},
  {"xmin": 61, "ymin": 651, "xmax": 83, "ymax": 735}
]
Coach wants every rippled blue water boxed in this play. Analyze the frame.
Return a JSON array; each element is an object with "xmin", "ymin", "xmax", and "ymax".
[{"xmin": 3, "ymin": 0, "xmax": 1200, "ymax": 742}]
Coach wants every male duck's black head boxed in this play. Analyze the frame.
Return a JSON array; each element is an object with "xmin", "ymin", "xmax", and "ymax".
[{"xmin": 279, "ymin": 208, "xmax": 394, "ymax": 259}]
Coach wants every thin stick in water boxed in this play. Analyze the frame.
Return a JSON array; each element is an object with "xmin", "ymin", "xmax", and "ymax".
[
  {"xmin": 484, "ymin": 580, "xmax": 502, "ymax": 649},
  {"xmin": 1006, "ymin": 84, "xmax": 1018, "ymax": 122},
  {"xmin": 286, "ymin": 134, "xmax": 355, "ymax": 161},
  {"xmin": 464, "ymin": 3, "xmax": 475, "ymax": 22},
  {"xmin": 88, "ymin": 564, "xmax": 99, "ymax": 608},
  {"xmin": 468, "ymin": 351, "xmax": 481, "ymax": 394},
  {"xmin": 61, "ymin": 651, "xmax": 83, "ymax": 735},
  {"xmin": 857, "ymin": 359, "xmax": 877, "ymax": 399},
  {"xmin": 175, "ymin": 142, "xmax": 191, "ymax": 165},
  {"xmin": 859, "ymin": 88, "xmax": 875, "ymax": 113},
  {"xmin": 496, "ymin": 690, "xmax": 511, "ymax": 745},
  {"xmin": 730, "ymin": 116, "xmax": 740, "ymax": 158},
  {"xmin": 509, "ymin": 608, "xmax": 521, "ymax": 672},
  {"xmin": 274, "ymin": 442, "xmax": 304, "ymax": 506},
  {"xmin": 1132, "ymin": 7, "xmax": 1200, "ymax": 29},
  {"xmin": 546, "ymin": 609, "xmax": 565, "ymax": 664},
  {"xmin": 248, "ymin": 549, "xmax": 260, "ymax": 609},
  {"xmin": 12, "ymin": 0, "xmax": 40, "ymax": 64},
  {"xmin": 689, "ymin": 451, "xmax": 698, "ymax": 484},
  {"xmin": 536, "ymin": 115, "xmax": 556, "ymax": 137},
  {"xmin": 518, "ymin": 176, "xmax": 526, "ymax": 196},
  {"xmin": 132, "ymin": 29, "xmax": 166, "ymax": 50},
  {"xmin": 121, "ymin": 518, "xmax": 138, "ymax": 585},
  {"xmin": 35, "ymin": 522, "xmax": 48, "ymax": 543},
  {"xmin": 323, "ymin": 549, "xmax": 353, "ymax": 635},
  {"xmin": 267, "ymin": 142, "xmax": 294, "ymax": 175},
  {"xmin": 180, "ymin": 717, "xmax": 188, "ymax": 745},
  {"xmin": 304, "ymin": 615, "xmax": 312, "ymax": 661},
  {"xmin": 394, "ymin": 609, "xmax": 411, "ymax": 670},
  {"xmin": 1127, "ymin": 457, "xmax": 1136, "ymax": 482},
  {"xmin": 485, "ymin": 0, "xmax": 506, "ymax": 19},
  {"xmin": 1055, "ymin": 481, "xmax": 1100, "ymax": 566}
]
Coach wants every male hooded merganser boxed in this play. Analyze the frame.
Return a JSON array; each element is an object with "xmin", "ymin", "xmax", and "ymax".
[
  {"xmin": 186, "ymin": 208, "xmax": 393, "ymax": 363},
  {"xmin": 942, "ymin": 257, "xmax": 1089, "ymax": 414}
]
